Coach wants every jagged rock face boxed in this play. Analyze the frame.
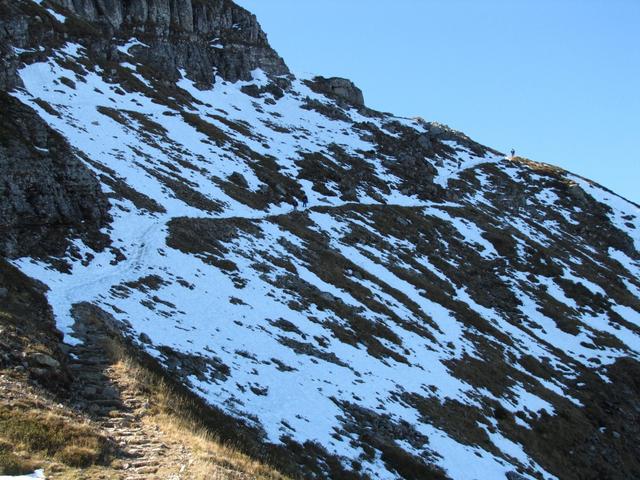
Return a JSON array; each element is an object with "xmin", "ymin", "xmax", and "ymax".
[
  {"xmin": 1, "ymin": 0, "xmax": 287, "ymax": 89},
  {"xmin": 0, "ymin": 93, "xmax": 109, "ymax": 258},
  {"xmin": 49, "ymin": 0, "xmax": 289, "ymax": 84},
  {"xmin": 3, "ymin": 1, "xmax": 640, "ymax": 479},
  {"xmin": 0, "ymin": 1, "xmax": 48, "ymax": 90}
]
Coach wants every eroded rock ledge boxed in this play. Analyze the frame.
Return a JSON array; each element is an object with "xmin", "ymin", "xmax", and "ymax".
[{"xmin": 49, "ymin": 0, "xmax": 289, "ymax": 84}]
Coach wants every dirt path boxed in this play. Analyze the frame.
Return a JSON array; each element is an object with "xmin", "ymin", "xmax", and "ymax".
[
  {"xmin": 66, "ymin": 308, "xmax": 249, "ymax": 480},
  {"xmin": 67, "ymin": 312, "xmax": 184, "ymax": 479}
]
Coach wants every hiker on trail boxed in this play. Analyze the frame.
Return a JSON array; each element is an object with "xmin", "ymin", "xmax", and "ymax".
[
  {"xmin": 510, "ymin": 149, "xmax": 516, "ymax": 158},
  {"xmin": 302, "ymin": 195, "xmax": 308, "ymax": 209}
]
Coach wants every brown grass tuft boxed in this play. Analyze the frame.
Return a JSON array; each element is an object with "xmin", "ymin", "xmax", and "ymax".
[{"xmin": 109, "ymin": 342, "xmax": 291, "ymax": 480}]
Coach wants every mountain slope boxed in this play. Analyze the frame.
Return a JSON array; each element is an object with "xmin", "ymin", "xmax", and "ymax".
[{"xmin": 2, "ymin": 1, "xmax": 640, "ymax": 479}]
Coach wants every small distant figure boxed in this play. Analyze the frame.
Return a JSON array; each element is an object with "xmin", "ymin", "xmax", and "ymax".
[
  {"xmin": 302, "ymin": 195, "xmax": 308, "ymax": 209},
  {"xmin": 510, "ymin": 148, "xmax": 516, "ymax": 158}
]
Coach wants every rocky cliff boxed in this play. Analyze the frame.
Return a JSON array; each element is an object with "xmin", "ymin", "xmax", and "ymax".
[
  {"xmin": 2, "ymin": 1, "xmax": 640, "ymax": 479},
  {"xmin": 52, "ymin": 0, "xmax": 289, "ymax": 82},
  {"xmin": 0, "ymin": 93, "xmax": 109, "ymax": 258}
]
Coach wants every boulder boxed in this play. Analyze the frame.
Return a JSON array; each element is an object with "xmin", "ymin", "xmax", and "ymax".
[
  {"xmin": 417, "ymin": 133, "xmax": 432, "ymax": 151},
  {"xmin": 319, "ymin": 292, "xmax": 338, "ymax": 304},
  {"xmin": 30, "ymin": 352, "xmax": 61, "ymax": 370},
  {"xmin": 310, "ymin": 76, "xmax": 365, "ymax": 107},
  {"xmin": 429, "ymin": 123, "xmax": 447, "ymax": 137},
  {"xmin": 567, "ymin": 182, "xmax": 589, "ymax": 205}
]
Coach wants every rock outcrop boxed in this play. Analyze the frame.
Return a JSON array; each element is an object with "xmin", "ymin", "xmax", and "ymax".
[
  {"xmin": 1, "ymin": 0, "xmax": 288, "ymax": 90},
  {"xmin": 309, "ymin": 76, "xmax": 365, "ymax": 107},
  {"xmin": 0, "ymin": 258, "xmax": 70, "ymax": 388},
  {"xmin": 49, "ymin": 0, "xmax": 289, "ymax": 84},
  {"xmin": 0, "ymin": 93, "xmax": 109, "ymax": 258}
]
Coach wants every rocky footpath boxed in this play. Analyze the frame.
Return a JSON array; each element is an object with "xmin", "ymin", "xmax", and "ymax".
[
  {"xmin": 0, "ymin": 285, "xmax": 288, "ymax": 478},
  {"xmin": 66, "ymin": 303, "xmax": 193, "ymax": 479}
]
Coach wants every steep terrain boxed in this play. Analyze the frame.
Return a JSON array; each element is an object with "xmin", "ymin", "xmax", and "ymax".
[{"xmin": 2, "ymin": 1, "xmax": 640, "ymax": 479}]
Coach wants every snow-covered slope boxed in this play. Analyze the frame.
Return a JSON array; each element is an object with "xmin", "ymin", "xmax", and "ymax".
[{"xmin": 3, "ymin": 1, "xmax": 640, "ymax": 479}]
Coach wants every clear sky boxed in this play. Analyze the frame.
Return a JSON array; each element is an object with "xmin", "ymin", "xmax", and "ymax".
[{"xmin": 235, "ymin": 0, "xmax": 639, "ymax": 203}]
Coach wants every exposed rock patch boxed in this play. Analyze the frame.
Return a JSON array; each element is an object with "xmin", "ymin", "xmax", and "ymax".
[
  {"xmin": 49, "ymin": 0, "xmax": 289, "ymax": 85},
  {"xmin": 308, "ymin": 76, "xmax": 365, "ymax": 107},
  {"xmin": 0, "ymin": 259, "xmax": 69, "ymax": 389},
  {"xmin": 0, "ymin": 93, "xmax": 110, "ymax": 258}
]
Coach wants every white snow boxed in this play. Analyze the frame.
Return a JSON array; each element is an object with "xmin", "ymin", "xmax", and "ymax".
[
  {"xmin": 116, "ymin": 38, "xmax": 150, "ymax": 56},
  {"xmin": 0, "ymin": 470, "xmax": 45, "ymax": 479},
  {"xmin": 46, "ymin": 8, "xmax": 66, "ymax": 23},
  {"xmin": 7, "ymin": 41, "xmax": 639, "ymax": 480}
]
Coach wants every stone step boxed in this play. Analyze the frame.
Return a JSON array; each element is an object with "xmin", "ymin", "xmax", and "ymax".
[
  {"xmin": 91, "ymin": 400, "xmax": 124, "ymax": 409},
  {"xmin": 77, "ymin": 372, "xmax": 109, "ymax": 382},
  {"xmin": 73, "ymin": 352, "xmax": 104, "ymax": 359},
  {"xmin": 102, "ymin": 420, "xmax": 135, "ymax": 429},
  {"xmin": 70, "ymin": 360, "xmax": 111, "ymax": 368},
  {"xmin": 123, "ymin": 438, "xmax": 157, "ymax": 446},
  {"xmin": 83, "ymin": 393, "xmax": 122, "ymax": 403},
  {"xmin": 71, "ymin": 345, "xmax": 108, "ymax": 353},
  {"xmin": 121, "ymin": 396, "xmax": 142, "ymax": 401},
  {"xmin": 95, "ymin": 408, "xmax": 125, "ymax": 417},
  {"xmin": 67, "ymin": 321, "xmax": 196, "ymax": 480},
  {"xmin": 105, "ymin": 409, "xmax": 132, "ymax": 418},
  {"xmin": 117, "ymin": 432, "xmax": 148, "ymax": 440},
  {"xmin": 68, "ymin": 363, "xmax": 105, "ymax": 371},
  {"xmin": 76, "ymin": 380, "xmax": 106, "ymax": 388},
  {"xmin": 114, "ymin": 428, "xmax": 146, "ymax": 436},
  {"xmin": 70, "ymin": 368, "xmax": 108, "ymax": 377},
  {"xmin": 143, "ymin": 447, "xmax": 167, "ymax": 455},
  {"xmin": 121, "ymin": 450, "xmax": 145, "ymax": 459},
  {"xmin": 104, "ymin": 420, "xmax": 134, "ymax": 429},
  {"xmin": 132, "ymin": 466, "xmax": 159, "ymax": 475},
  {"xmin": 130, "ymin": 459, "xmax": 156, "ymax": 467}
]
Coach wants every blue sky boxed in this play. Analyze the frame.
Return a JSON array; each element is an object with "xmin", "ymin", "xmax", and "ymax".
[{"xmin": 235, "ymin": 0, "xmax": 639, "ymax": 203}]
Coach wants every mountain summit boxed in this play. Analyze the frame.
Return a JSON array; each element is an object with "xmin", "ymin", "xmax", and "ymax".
[{"xmin": 1, "ymin": 1, "xmax": 639, "ymax": 479}]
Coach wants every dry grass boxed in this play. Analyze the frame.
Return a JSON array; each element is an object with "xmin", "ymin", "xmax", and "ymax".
[
  {"xmin": 510, "ymin": 155, "xmax": 566, "ymax": 177},
  {"xmin": 0, "ymin": 345, "xmax": 290, "ymax": 479},
  {"xmin": 0, "ymin": 438, "xmax": 37, "ymax": 476},
  {"xmin": 110, "ymin": 344, "xmax": 291, "ymax": 480},
  {"xmin": 0, "ymin": 401, "xmax": 109, "ymax": 476},
  {"xmin": 153, "ymin": 414, "xmax": 288, "ymax": 480}
]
